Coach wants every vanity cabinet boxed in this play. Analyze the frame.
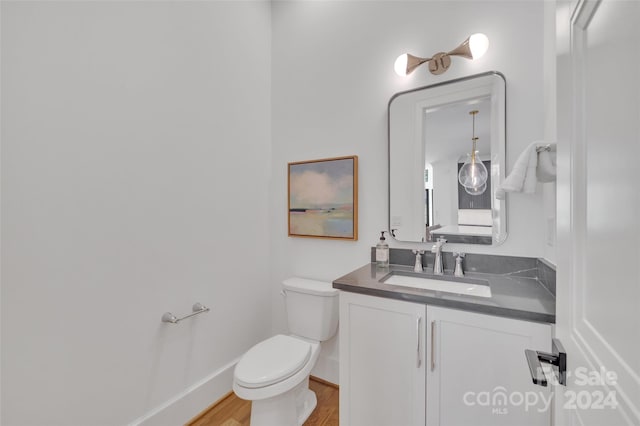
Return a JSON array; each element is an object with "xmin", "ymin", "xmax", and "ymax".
[
  {"xmin": 339, "ymin": 291, "xmax": 426, "ymax": 426},
  {"xmin": 426, "ymin": 306, "xmax": 551, "ymax": 426},
  {"xmin": 339, "ymin": 292, "xmax": 552, "ymax": 426}
]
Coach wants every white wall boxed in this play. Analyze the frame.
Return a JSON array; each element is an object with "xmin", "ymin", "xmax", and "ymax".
[
  {"xmin": 1, "ymin": 1, "xmax": 556, "ymax": 423},
  {"xmin": 432, "ymin": 160, "xmax": 458, "ymax": 228},
  {"xmin": 1, "ymin": 2, "xmax": 272, "ymax": 425},
  {"xmin": 271, "ymin": 0, "xmax": 548, "ymax": 382},
  {"xmin": 542, "ymin": 0, "xmax": 559, "ymax": 265}
]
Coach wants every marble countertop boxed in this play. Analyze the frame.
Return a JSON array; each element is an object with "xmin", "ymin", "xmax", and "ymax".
[{"xmin": 333, "ymin": 263, "xmax": 556, "ymax": 323}]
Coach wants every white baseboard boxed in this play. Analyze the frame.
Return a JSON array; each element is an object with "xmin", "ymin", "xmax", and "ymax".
[
  {"xmin": 129, "ymin": 351, "xmax": 337, "ymax": 426},
  {"xmin": 129, "ymin": 357, "xmax": 240, "ymax": 426},
  {"xmin": 311, "ymin": 354, "xmax": 339, "ymax": 385}
]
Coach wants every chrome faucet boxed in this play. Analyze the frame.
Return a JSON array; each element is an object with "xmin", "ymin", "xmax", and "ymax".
[{"xmin": 431, "ymin": 237, "xmax": 447, "ymax": 275}]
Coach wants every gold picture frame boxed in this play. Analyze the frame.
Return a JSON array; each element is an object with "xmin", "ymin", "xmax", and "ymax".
[{"xmin": 288, "ymin": 155, "xmax": 358, "ymax": 240}]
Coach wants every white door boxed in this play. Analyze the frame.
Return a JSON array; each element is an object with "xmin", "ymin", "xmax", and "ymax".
[{"xmin": 555, "ymin": 0, "xmax": 640, "ymax": 425}]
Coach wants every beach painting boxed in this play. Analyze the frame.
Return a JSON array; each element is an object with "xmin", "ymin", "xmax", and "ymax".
[{"xmin": 288, "ymin": 156, "xmax": 358, "ymax": 240}]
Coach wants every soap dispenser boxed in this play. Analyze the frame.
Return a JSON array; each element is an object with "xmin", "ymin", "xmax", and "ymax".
[
  {"xmin": 376, "ymin": 231, "xmax": 389, "ymax": 268},
  {"xmin": 453, "ymin": 252, "xmax": 465, "ymax": 277},
  {"xmin": 412, "ymin": 250, "xmax": 425, "ymax": 272}
]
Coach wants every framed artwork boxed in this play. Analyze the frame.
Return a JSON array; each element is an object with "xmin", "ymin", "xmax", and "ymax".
[{"xmin": 288, "ymin": 155, "xmax": 358, "ymax": 240}]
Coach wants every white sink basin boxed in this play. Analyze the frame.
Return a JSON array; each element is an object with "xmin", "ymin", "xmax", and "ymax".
[{"xmin": 382, "ymin": 273, "xmax": 492, "ymax": 298}]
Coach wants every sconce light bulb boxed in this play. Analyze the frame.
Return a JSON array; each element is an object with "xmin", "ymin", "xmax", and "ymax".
[
  {"xmin": 394, "ymin": 53, "xmax": 409, "ymax": 77},
  {"xmin": 469, "ymin": 33, "xmax": 489, "ymax": 60}
]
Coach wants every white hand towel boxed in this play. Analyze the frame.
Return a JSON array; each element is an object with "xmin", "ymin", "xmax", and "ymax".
[
  {"xmin": 496, "ymin": 141, "xmax": 540, "ymax": 200},
  {"xmin": 536, "ymin": 149, "xmax": 557, "ymax": 182}
]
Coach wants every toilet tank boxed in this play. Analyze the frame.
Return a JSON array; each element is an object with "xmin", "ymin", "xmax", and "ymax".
[{"xmin": 282, "ymin": 277, "xmax": 339, "ymax": 341}]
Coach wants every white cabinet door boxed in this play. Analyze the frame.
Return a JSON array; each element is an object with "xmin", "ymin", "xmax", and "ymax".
[
  {"xmin": 426, "ymin": 306, "xmax": 551, "ymax": 426},
  {"xmin": 340, "ymin": 291, "xmax": 426, "ymax": 426}
]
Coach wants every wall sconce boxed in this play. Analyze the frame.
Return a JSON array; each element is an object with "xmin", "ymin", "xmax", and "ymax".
[{"xmin": 394, "ymin": 33, "xmax": 489, "ymax": 77}]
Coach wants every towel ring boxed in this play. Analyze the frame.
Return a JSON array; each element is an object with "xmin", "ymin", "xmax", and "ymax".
[{"xmin": 536, "ymin": 144, "xmax": 556, "ymax": 153}]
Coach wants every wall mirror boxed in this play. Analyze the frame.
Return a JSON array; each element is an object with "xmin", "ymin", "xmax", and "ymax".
[{"xmin": 389, "ymin": 71, "xmax": 506, "ymax": 245}]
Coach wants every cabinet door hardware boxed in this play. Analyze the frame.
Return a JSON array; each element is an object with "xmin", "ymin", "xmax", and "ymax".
[
  {"xmin": 416, "ymin": 316, "xmax": 422, "ymax": 368},
  {"xmin": 430, "ymin": 320, "xmax": 436, "ymax": 371}
]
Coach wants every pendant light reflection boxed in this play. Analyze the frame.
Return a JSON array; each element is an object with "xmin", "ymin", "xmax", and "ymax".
[
  {"xmin": 458, "ymin": 110, "xmax": 488, "ymax": 194},
  {"xmin": 464, "ymin": 180, "xmax": 487, "ymax": 196}
]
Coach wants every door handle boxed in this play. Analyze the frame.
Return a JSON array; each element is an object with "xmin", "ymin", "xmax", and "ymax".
[
  {"xmin": 416, "ymin": 316, "xmax": 422, "ymax": 368},
  {"xmin": 430, "ymin": 320, "xmax": 436, "ymax": 371},
  {"xmin": 525, "ymin": 338, "xmax": 567, "ymax": 387}
]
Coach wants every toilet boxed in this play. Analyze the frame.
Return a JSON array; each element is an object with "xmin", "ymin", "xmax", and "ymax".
[{"xmin": 233, "ymin": 277, "xmax": 339, "ymax": 426}]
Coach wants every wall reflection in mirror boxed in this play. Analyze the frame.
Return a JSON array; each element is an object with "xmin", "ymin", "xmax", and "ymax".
[{"xmin": 389, "ymin": 72, "xmax": 507, "ymax": 245}]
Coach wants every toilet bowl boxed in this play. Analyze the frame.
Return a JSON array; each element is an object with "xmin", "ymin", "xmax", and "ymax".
[
  {"xmin": 233, "ymin": 335, "xmax": 320, "ymax": 425},
  {"xmin": 232, "ymin": 277, "xmax": 339, "ymax": 426}
]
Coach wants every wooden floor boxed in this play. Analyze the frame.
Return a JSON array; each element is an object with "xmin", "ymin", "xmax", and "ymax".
[{"xmin": 188, "ymin": 377, "xmax": 338, "ymax": 426}]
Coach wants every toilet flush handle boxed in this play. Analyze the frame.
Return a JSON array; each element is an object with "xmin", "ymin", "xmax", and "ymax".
[{"xmin": 280, "ymin": 290, "xmax": 287, "ymax": 298}]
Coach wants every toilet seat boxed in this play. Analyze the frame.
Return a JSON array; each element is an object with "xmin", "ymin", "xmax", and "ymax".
[{"xmin": 234, "ymin": 335, "xmax": 311, "ymax": 389}]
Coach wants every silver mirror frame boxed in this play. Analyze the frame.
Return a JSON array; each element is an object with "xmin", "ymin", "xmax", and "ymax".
[{"xmin": 388, "ymin": 71, "xmax": 507, "ymax": 245}]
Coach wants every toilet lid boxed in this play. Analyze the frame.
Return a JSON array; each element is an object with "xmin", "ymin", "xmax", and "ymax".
[{"xmin": 235, "ymin": 335, "xmax": 311, "ymax": 388}]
